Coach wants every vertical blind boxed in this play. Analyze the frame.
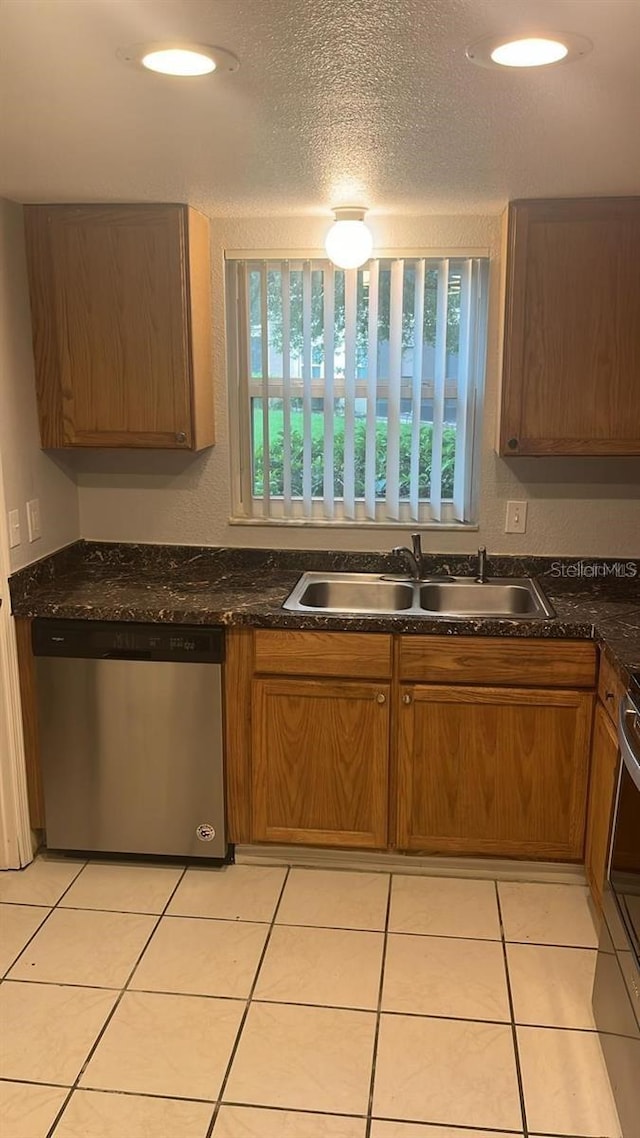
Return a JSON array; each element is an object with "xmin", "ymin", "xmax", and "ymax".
[{"xmin": 226, "ymin": 255, "xmax": 488, "ymax": 524}]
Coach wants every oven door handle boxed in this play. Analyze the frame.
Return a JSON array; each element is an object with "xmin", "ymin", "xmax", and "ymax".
[{"xmin": 618, "ymin": 695, "xmax": 640, "ymax": 793}]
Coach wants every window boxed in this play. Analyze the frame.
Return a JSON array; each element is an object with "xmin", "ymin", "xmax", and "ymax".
[{"xmin": 226, "ymin": 255, "xmax": 489, "ymax": 525}]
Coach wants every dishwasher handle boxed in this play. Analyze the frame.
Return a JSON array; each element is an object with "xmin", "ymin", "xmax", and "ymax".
[{"xmin": 101, "ymin": 650, "xmax": 151, "ymax": 661}]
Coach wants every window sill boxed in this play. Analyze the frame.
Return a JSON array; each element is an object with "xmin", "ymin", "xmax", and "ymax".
[{"xmin": 228, "ymin": 516, "xmax": 479, "ymax": 531}]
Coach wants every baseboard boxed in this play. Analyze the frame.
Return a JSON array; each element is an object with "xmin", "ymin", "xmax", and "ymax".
[{"xmin": 234, "ymin": 843, "xmax": 587, "ymax": 884}]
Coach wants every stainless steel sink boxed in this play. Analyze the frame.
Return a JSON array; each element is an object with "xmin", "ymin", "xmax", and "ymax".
[
  {"xmin": 293, "ymin": 576, "xmax": 414, "ymax": 613},
  {"xmin": 419, "ymin": 579, "xmax": 554, "ymax": 618},
  {"xmin": 283, "ymin": 572, "xmax": 555, "ymax": 619}
]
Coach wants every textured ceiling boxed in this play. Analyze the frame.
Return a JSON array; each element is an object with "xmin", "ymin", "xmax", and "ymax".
[{"xmin": 1, "ymin": 0, "xmax": 639, "ymax": 216}]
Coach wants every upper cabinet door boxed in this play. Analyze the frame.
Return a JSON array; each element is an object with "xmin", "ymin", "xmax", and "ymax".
[
  {"xmin": 24, "ymin": 204, "xmax": 214, "ymax": 450},
  {"xmin": 500, "ymin": 197, "xmax": 640, "ymax": 456}
]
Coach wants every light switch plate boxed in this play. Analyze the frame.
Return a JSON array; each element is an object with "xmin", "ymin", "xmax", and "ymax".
[
  {"xmin": 26, "ymin": 498, "xmax": 41, "ymax": 542},
  {"xmin": 8, "ymin": 509, "xmax": 21, "ymax": 548},
  {"xmin": 505, "ymin": 500, "xmax": 527, "ymax": 533}
]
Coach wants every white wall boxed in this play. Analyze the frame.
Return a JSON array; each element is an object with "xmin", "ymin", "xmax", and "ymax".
[
  {"xmin": 0, "ymin": 199, "xmax": 80, "ymax": 571},
  {"xmin": 37, "ymin": 211, "xmax": 640, "ymax": 557}
]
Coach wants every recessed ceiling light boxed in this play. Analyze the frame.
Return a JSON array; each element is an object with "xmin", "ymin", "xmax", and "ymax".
[
  {"xmin": 466, "ymin": 31, "xmax": 592, "ymax": 70},
  {"xmin": 491, "ymin": 38, "xmax": 568, "ymax": 67},
  {"xmin": 142, "ymin": 49, "xmax": 215, "ymax": 76},
  {"xmin": 117, "ymin": 42, "xmax": 239, "ymax": 77}
]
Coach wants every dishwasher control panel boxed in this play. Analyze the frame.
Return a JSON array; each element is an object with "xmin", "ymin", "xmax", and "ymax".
[{"xmin": 32, "ymin": 620, "xmax": 225, "ymax": 664}]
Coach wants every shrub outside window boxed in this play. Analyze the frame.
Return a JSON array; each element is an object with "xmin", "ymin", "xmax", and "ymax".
[{"xmin": 226, "ymin": 255, "xmax": 489, "ymax": 525}]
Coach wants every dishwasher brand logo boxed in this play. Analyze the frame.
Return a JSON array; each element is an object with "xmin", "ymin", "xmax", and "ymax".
[
  {"xmin": 196, "ymin": 824, "xmax": 216, "ymax": 842},
  {"xmin": 548, "ymin": 560, "xmax": 638, "ymax": 579}
]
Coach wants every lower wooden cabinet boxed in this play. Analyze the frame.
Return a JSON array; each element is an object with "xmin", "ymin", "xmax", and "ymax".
[
  {"xmin": 585, "ymin": 701, "xmax": 620, "ymax": 908},
  {"xmin": 396, "ymin": 685, "xmax": 594, "ymax": 859},
  {"xmin": 225, "ymin": 628, "xmax": 597, "ymax": 859},
  {"xmin": 251, "ymin": 677, "xmax": 390, "ymax": 848}
]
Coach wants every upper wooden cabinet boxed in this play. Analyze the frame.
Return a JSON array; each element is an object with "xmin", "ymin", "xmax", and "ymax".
[
  {"xmin": 500, "ymin": 197, "xmax": 640, "ymax": 456},
  {"xmin": 24, "ymin": 204, "xmax": 214, "ymax": 450}
]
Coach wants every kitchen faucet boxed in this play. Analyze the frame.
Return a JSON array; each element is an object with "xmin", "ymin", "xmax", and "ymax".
[
  {"xmin": 475, "ymin": 546, "xmax": 488, "ymax": 583},
  {"xmin": 392, "ymin": 533, "xmax": 424, "ymax": 581}
]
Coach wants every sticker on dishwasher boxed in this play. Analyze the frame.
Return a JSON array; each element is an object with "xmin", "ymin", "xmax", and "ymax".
[{"xmin": 196, "ymin": 824, "xmax": 216, "ymax": 842}]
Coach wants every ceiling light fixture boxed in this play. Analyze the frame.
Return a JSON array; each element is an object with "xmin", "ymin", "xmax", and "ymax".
[
  {"xmin": 491, "ymin": 38, "xmax": 567, "ymax": 67},
  {"xmin": 117, "ymin": 42, "xmax": 240, "ymax": 77},
  {"xmin": 465, "ymin": 31, "xmax": 592, "ymax": 70},
  {"xmin": 325, "ymin": 207, "xmax": 373, "ymax": 270},
  {"xmin": 142, "ymin": 48, "xmax": 216, "ymax": 76}
]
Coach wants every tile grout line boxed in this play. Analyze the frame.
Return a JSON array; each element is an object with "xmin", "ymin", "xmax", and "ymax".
[
  {"xmin": 0, "ymin": 1072, "xmax": 605, "ymax": 1138},
  {"xmin": 1, "ymin": 908, "xmax": 56, "ymax": 981},
  {"xmin": 2, "ymin": 890, "xmax": 599, "ymax": 949},
  {"xmin": 213, "ymin": 1099, "xmax": 367, "ymax": 1123},
  {"xmin": 0, "ymin": 975, "xmax": 607, "ymax": 1035},
  {"xmin": 0, "ymin": 858, "xmax": 90, "ymax": 980},
  {"xmin": 364, "ymin": 872, "xmax": 393, "ymax": 1138},
  {"xmin": 43, "ymin": 862, "xmax": 190, "ymax": 1138},
  {"xmin": 0, "ymin": 855, "xmax": 87, "ymax": 946},
  {"xmin": 204, "ymin": 866, "xmax": 292, "ymax": 1138},
  {"xmin": 495, "ymin": 881, "xmax": 530, "ymax": 1138},
  {"xmin": 0, "ymin": 1074, "xmax": 218, "ymax": 1105},
  {"xmin": 372, "ymin": 1114, "xmax": 525, "ymax": 1135}
]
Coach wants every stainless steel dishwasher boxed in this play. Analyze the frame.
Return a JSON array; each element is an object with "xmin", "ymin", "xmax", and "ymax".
[{"xmin": 33, "ymin": 620, "xmax": 226, "ymax": 859}]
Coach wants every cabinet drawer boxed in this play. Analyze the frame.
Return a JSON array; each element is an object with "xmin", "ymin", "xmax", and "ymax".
[
  {"xmin": 254, "ymin": 630, "xmax": 392, "ymax": 678},
  {"xmin": 398, "ymin": 636, "xmax": 596, "ymax": 687},
  {"xmin": 597, "ymin": 649, "xmax": 626, "ymax": 726}
]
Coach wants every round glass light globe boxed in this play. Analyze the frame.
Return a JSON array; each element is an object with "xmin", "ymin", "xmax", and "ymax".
[
  {"xmin": 325, "ymin": 219, "xmax": 373, "ymax": 269},
  {"xmin": 141, "ymin": 48, "xmax": 216, "ymax": 76},
  {"xmin": 490, "ymin": 37, "xmax": 568, "ymax": 67}
]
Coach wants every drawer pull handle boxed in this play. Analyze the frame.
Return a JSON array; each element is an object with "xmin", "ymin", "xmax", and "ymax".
[
  {"xmin": 376, "ymin": 693, "xmax": 386, "ymax": 704},
  {"xmin": 402, "ymin": 693, "xmax": 412, "ymax": 705}
]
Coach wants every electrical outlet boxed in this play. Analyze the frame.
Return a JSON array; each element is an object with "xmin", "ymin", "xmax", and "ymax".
[
  {"xmin": 8, "ymin": 509, "xmax": 21, "ymax": 548},
  {"xmin": 26, "ymin": 498, "xmax": 41, "ymax": 542},
  {"xmin": 505, "ymin": 500, "xmax": 528, "ymax": 534}
]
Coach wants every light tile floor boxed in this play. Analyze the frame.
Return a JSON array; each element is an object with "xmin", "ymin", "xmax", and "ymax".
[{"xmin": 0, "ymin": 855, "xmax": 623, "ymax": 1138}]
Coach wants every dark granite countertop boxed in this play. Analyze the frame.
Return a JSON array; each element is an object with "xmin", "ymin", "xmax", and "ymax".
[{"xmin": 9, "ymin": 541, "xmax": 640, "ymax": 682}]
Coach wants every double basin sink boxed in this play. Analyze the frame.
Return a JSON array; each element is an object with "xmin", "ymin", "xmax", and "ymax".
[{"xmin": 284, "ymin": 572, "xmax": 555, "ymax": 619}]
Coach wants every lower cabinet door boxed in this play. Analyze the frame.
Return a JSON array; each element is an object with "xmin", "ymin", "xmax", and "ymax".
[
  {"xmin": 585, "ymin": 701, "xmax": 620, "ymax": 908},
  {"xmin": 396, "ymin": 684, "xmax": 593, "ymax": 859},
  {"xmin": 251, "ymin": 678, "xmax": 390, "ymax": 848}
]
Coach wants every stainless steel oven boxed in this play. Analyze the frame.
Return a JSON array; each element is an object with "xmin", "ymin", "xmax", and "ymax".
[{"xmin": 592, "ymin": 678, "xmax": 640, "ymax": 1138}]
